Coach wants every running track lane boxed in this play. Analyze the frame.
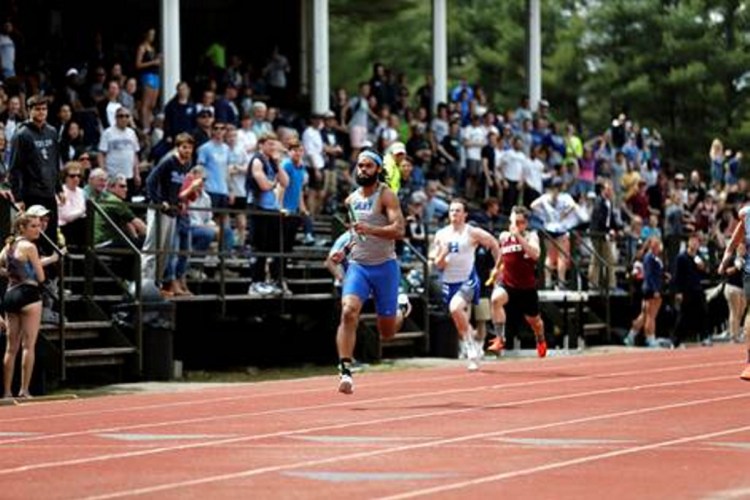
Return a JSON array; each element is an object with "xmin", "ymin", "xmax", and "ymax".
[{"xmin": 0, "ymin": 345, "xmax": 747, "ymax": 499}]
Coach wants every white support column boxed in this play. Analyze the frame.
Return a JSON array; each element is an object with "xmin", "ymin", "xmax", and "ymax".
[
  {"xmin": 312, "ymin": 0, "xmax": 329, "ymax": 114},
  {"xmin": 300, "ymin": 0, "xmax": 309, "ymax": 97},
  {"xmin": 432, "ymin": 0, "xmax": 448, "ymax": 110},
  {"xmin": 161, "ymin": 0, "xmax": 181, "ymax": 103},
  {"xmin": 528, "ymin": 0, "xmax": 542, "ymax": 112}
]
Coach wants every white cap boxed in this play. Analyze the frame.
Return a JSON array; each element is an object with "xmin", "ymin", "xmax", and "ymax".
[{"xmin": 66, "ymin": 68, "xmax": 79, "ymax": 77}]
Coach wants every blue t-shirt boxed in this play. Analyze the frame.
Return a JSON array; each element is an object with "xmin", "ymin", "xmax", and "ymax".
[{"xmin": 197, "ymin": 140, "xmax": 231, "ymax": 196}]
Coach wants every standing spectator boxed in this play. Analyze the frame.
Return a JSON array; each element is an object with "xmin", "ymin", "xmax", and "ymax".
[
  {"xmin": 672, "ymin": 232, "xmax": 709, "ymax": 347},
  {"xmin": 97, "ymin": 106, "xmax": 141, "ymax": 197},
  {"xmin": 498, "ymin": 136, "xmax": 527, "ymax": 212},
  {"xmin": 1, "ymin": 95, "xmax": 25, "ymax": 149},
  {"xmin": 141, "ymin": 133, "xmax": 194, "ymax": 297},
  {"xmin": 347, "ymin": 82, "xmax": 376, "ymax": 162},
  {"xmin": 9, "ymin": 95, "xmax": 61, "ymax": 252},
  {"xmin": 96, "ymin": 79, "xmax": 122, "ymax": 130},
  {"xmin": 0, "ymin": 20, "xmax": 17, "ymax": 79},
  {"xmin": 134, "ymin": 28, "xmax": 161, "ymax": 132},
  {"xmin": 1, "ymin": 213, "xmax": 46, "ymax": 399},
  {"xmin": 263, "ymin": 46, "xmax": 290, "ymax": 107},
  {"xmin": 625, "ymin": 237, "xmax": 668, "ymax": 348},
  {"xmin": 530, "ymin": 177, "xmax": 580, "ymax": 289},
  {"xmin": 226, "ymin": 124, "xmax": 249, "ymax": 248},
  {"xmin": 214, "ymin": 83, "xmax": 240, "ymax": 127},
  {"xmin": 280, "ymin": 140, "xmax": 315, "ymax": 247},
  {"xmin": 588, "ymin": 180, "xmax": 621, "ymax": 290},
  {"xmin": 462, "ymin": 114, "xmax": 486, "ymax": 200},
  {"xmin": 709, "ymin": 138, "xmax": 724, "ymax": 189},
  {"xmin": 302, "ymin": 113, "xmax": 326, "ymax": 215},
  {"xmin": 163, "ymin": 81, "xmax": 196, "ymax": 143},
  {"xmin": 196, "ymin": 120, "xmax": 233, "ymax": 249},
  {"xmin": 247, "ymin": 133, "xmax": 289, "ymax": 295}
]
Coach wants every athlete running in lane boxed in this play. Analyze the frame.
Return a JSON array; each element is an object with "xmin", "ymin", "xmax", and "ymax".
[
  {"xmin": 488, "ymin": 206, "xmax": 547, "ymax": 358},
  {"xmin": 430, "ymin": 198, "xmax": 500, "ymax": 371}
]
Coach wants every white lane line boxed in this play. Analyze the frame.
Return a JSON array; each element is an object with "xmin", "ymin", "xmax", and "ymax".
[
  {"xmin": 378, "ymin": 424, "xmax": 750, "ymax": 499},
  {"xmin": 0, "ymin": 348, "xmax": 724, "ymax": 425},
  {"xmin": 0, "ymin": 360, "xmax": 733, "ymax": 447},
  {"xmin": 0, "ymin": 374, "xmax": 737, "ymax": 480},
  {"xmin": 81, "ymin": 383, "xmax": 750, "ymax": 499}
]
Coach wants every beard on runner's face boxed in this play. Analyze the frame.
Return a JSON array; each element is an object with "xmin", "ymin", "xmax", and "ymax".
[{"xmin": 356, "ymin": 171, "xmax": 379, "ymax": 186}]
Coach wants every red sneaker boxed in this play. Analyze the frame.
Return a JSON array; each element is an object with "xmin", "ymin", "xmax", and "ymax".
[
  {"xmin": 536, "ymin": 338, "xmax": 547, "ymax": 358},
  {"xmin": 741, "ymin": 365, "xmax": 750, "ymax": 381},
  {"xmin": 487, "ymin": 336, "xmax": 504, "ymax": 354}
]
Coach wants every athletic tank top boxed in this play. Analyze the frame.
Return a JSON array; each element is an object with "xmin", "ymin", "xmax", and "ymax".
[
  {"xmin": 348, "ymin": 185, "xmax": 395, "ymax": 265},
  {"xmin": 139, "ymin": 47, "xmax": 158, "ymax": 76},
  {"xmin": 246, "ymin": 153, "xmax": 279, "ymax": 210},
  {"xmin": 7, "ymin": 238, "xmax": 39, "ymax": 285},
  {"xmin": 500, "ymin": 232, "xmax": 537, "ymax": 289},
  {"xmin": 436, "ymin": 224, "xmax": 475, "ymax": 283}
]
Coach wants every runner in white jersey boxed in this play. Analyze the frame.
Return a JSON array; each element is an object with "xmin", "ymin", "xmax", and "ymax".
[
  {"xmin": 430, "ymin": 198, "xmax": 499, "ymax": 371},
  {"xmin": 718, "ymin": 204, "xmax": 750, "ymax": 381},
  {"xmin": 335, "ymin": 150, "xmax": 405, "ymax": 394}
]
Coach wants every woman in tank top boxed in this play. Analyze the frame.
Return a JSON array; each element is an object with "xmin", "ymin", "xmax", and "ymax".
[{"xmin": 1, "ymin": 213, "xmax": 46, "ymax": 399}]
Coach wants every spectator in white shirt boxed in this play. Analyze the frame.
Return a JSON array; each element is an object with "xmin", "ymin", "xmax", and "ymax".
[
  {"xmin": 97, "ymin": 106, "xmax": 141, "ymax": 198},
  {"xmin": 498, "ymin": 136, "xmax": 527, "ymax": 212},
  {"xmin": 302, "ymin": 113, "xmax": 326, "ymax": 215},
  {"xmin": 58, "ymin": 161, "xmax": 87, "ymax": 246},
  {"xmin": 462, "ymin": 114, "xmax": 487, "ymax": 199}
]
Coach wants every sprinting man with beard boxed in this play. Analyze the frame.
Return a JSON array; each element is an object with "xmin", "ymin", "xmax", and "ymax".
[{"xmin": 336, "ymin": 149, "xmax": 405, "ymax": 394}]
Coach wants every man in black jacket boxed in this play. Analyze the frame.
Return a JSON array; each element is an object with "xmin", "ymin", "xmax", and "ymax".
[
  {"xmin": 10, "ymin": 95, "xmax": 62, "ymax": 251},
  {"xmin": 672, "ymin": 232, "xmax": 709, "ymax": 346},
  {"xmin": 588, "ymin": 179, "xmax": 621, "ymax": 290}
]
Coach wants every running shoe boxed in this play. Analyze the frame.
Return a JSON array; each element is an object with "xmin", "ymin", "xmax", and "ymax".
[
  {"xmin": 740, "ymin": 365, "xmax": 750, "ymax": 382},
  {"xmin": 536, "ymin": 337, "xmax": 547, "ymax": 358},
  {"xmin": 487, "ymin": 336, "xmax": 505, "ymax": 354},
  {"xmin": 338, "ymin": 374, "xmax": 354, "ymax": 394},
  {"xmin": 466, "ymin": 335, "xmax": 480, "ymax": 371}
]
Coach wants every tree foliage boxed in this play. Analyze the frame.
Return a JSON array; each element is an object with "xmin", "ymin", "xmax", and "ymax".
[{"xmin": 329, "ymin": 0, "xmax": 750, "ymax": 166}]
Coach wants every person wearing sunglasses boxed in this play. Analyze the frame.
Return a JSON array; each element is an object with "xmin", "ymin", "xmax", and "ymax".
[
  {"xmin": 57, "ymin": 161, "xmax": 87, "ymax": 245},
  {"xmin": 98, "ymin": 106, "xmax": 141, "ymax": 199}
]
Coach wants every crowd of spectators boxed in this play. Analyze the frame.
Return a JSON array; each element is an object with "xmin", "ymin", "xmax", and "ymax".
[{"xmin": 0, "ymin": 20, "xmax": 747, "ymax": 345}]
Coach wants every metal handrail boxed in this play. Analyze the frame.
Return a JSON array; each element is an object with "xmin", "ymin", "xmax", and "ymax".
[{"xmin": 85, "ymin": 198, "xmax": 144, "ymax": 373}]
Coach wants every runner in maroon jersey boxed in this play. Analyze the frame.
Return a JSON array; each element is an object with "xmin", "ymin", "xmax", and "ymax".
[{"xmin": 487, "ymin": 206, "xmax": 547, "ymax": 358}]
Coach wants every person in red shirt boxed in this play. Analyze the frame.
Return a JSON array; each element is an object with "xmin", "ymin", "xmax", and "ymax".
[{"xmin": 487, "ymin": 206, "xmax": 546, "ymax": 358}]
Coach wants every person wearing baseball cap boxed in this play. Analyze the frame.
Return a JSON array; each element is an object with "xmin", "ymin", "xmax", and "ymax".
[{"xmin": 383, "ymin": 141, "xmax": 408, "ymax": 193}]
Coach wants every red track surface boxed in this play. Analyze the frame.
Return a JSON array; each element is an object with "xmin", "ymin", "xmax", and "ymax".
[{"xmin": 1, "ymin": 345, "xmax": 748, "ymax": 499}]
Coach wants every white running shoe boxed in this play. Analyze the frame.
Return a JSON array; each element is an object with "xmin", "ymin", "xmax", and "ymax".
[
  {"xmin": 338, "ymin": 374, "xmax": 354, "ymax": 394},
  {"xmin": 467, "ymin": 360, "xmax": 479, "ymax": 372}
]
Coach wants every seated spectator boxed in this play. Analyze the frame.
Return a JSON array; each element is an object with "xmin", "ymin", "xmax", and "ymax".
[
  {"xmin": 187, "ymin": 166, "xmax": 218, "ymax": 253},
  {"xmin": 84, "ymin": 167, "xmax": 109, "ymax": 201},
  {"xmin": 57, "ymin": 161, "xmax": 87, "ymax": 246},
  {"xmin": 93, "ymin": 174, "xmax": 147, "ymax": 286},
  {"xmin": 94, "ymin": 174, "xmax": 147, "ymax": 248}
]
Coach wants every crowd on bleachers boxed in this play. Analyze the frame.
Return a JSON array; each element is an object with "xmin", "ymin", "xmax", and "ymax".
[{"xmin": 0, "ymin": 21, "xmax": 748, "ymax": 347}]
